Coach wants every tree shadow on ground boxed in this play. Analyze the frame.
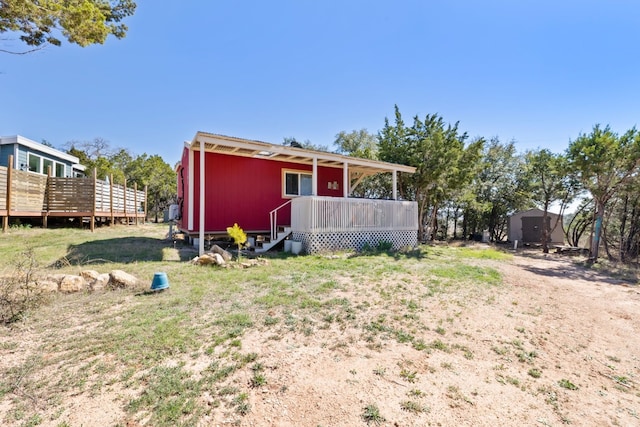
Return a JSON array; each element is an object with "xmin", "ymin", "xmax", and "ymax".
[
  {"xmin": 516, "ymin": 253, "xmax": 637, "ymax": 286},
  {"xmin": 51, "ymin": 237, "xmax": 195, "ymax": 267}
]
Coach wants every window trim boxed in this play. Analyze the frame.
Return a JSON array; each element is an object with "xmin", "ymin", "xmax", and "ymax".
[
  {"xmin": 27, "ymin": 153, "xmax": 67, "ymax": 177},
  {"xmin": 282, "ymin": 169, "xmax": 313, "ymax": 198},
  {"xmin": 43, "ymin": 158, "xmax": 54, "ymax": 175},
  {"xmin": 28, "ymin": 153, "xmax": 41, "ymax": 174}
]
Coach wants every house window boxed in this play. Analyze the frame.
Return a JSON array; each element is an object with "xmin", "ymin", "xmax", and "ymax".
[
  {"xmin": 43, "ymin": 158, "xmax": 53, "ymax": 175},
  {"xmin": 284, "ymin": 171, "xmax": 313, "ymax": 197},
  {"xmin": 27, "ymin": 153, "xmax": 66, "ymax": 176},
  {"xmin": 28, "ymin": 154, "xmax": 41, "ymax": 173}
]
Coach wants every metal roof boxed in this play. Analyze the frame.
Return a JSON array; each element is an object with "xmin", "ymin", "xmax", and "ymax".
[
  {"xmin": 185, "ymin": 131, "xmax": 416, "ymax": 176},
  {"xmin": 0, "ymin": 135, "xmax": 80, "ymax": 164}
]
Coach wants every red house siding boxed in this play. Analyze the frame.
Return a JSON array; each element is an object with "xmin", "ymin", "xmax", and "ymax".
[
  {"xmin": 176, "ymin": 147, "xmax": 190, "ymax": 231},
  {"xmin": 180, "ymin": 149, "xmax": 345, "ymax": 233}
]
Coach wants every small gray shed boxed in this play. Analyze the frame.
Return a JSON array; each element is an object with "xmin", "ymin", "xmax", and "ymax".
[{"xmin": 508, "ymin": 208, "xmax": 564, "ymax": 244}]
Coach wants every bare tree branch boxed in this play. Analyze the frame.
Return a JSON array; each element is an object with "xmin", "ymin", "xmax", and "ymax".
[{"xmin": 0, "ymin": 46, "xmax": 45, "ymax": 54}]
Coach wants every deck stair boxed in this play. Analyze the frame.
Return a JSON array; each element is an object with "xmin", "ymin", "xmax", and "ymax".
[{"xmin": 254, "ymin": 226, "xmax": 291, "ymax": 253}]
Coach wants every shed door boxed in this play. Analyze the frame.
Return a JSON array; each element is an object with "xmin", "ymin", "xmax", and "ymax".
[{"xmin": 521, "ymin": 216, "xmax": 550, "ymax": 243}]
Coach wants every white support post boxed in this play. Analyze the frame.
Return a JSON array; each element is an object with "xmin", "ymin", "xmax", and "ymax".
[
  {"xmin": 343, "ymin": 162, "xmax": 349, "ymax": 198},
  {"xmin": 312, "ymin": 157, "xmax": 318, "ymax": 196},
  {"xmin": 12, "ymin": 146, "xmax": 19, "ymax": 169},
  {"xmin": 199, "ymin": 142, "xmax": 205, "ymax": 256},
  {"xmin": 392, "ymin": 170, "xmax": 398, "ymax": 200}
]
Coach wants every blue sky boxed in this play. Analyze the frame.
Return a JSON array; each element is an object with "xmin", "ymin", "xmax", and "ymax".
[{"xmin": 1, "ymin": 1, "xmax": 639, "ymax": 165}]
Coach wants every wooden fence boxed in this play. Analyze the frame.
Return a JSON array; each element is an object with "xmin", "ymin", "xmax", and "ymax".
[{"xmin": 0, "ymin": 160, "xmax": 147, "ymax": 231}]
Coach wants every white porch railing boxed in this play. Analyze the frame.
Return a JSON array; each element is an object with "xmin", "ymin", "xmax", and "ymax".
[
  {"xmin": 291, "ymin": 196, "xmax": 418, "ymax": 233},
  {"xmin": 269, "ymin": 199, "xmax": 292, "ymax": 240}
]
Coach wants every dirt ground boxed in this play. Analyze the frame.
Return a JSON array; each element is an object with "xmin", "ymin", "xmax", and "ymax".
[
  {"xmin": 2, "ymin": 251, "xmax": 640, "ymax": 426},
  {"xmin": 233, "ymin": 253, "xmax": 640, "ymax": 427}
]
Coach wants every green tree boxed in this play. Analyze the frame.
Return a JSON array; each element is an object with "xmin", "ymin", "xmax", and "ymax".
[
  {"xmin": 335, "ymin": 129, "xmax": 378, "ymax": 159},
  {"xmin": 67, "ymin": 138, "xmax": 176, "ymax": 221},
  {"xmin": 564, "ymin": 198, "xmax": 594, "ymax": 247},
  {"xmin": 524, "ymin": 149, "xmax": 577, "ymax": 253},
  {"xmin": 377, "ymin": 106, "xmax": 410, "ymax": 200},
  {"xmin": 567, "ymin": 125, "xmax": 640, "ymax": 262},
  {"xmin": 66, "ymin": 145, "xmax": 90, "ymax": 176},
  {"xmin": 67, "ymin": 138, "xmax": 124, "ymax": 181},
  {"xmin": 127, "ymin": 154, "xmax": 177, "ymax": 223},
  {"xmin": 282, "ymin": 137, "xmax": 329, "ymax": 152},
  {"xmin": 446, "ymin": 137, "xmax": 485, "ymax": 239},
  {"xmin": 334, "ymin": 129, "xmax": 391, "ymax": 198},
  {"xmin": 610, "ymin": 180, "xmax": 640, "ymax": 262},
  {"xmin": 0, "ymin": 0, "xmax": 136, "ymax": 54},
  {"xmin": 466, "ymin": 138, "xmax": 529, "ymax": 241},
  {"xmin": 66, "ymin": 137, "xmax": 112, "ymax": 160},
  {"xmin": 94, "ymin": 156, "xmax": 124, "ymax": 182},
  {"xmin": 378, "ymin": 105, "xmax": 483, "ymax": 240},
  {"xmin": 106, "ymin": 147, "xmax": 133, "ymax": 183}
]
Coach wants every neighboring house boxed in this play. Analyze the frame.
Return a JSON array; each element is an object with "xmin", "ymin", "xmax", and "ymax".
[
  {"xmin": 176, "ymin": 132, "xmax": 418, "ymax": 255},
  {"xmin": 508, "ymin": 208, "xmax": 564, "ymax": 244},
  {"xmin": 0, "ymin": 135, "xmax": 85, "ymax": 177},
  {"xmin": 0, "ymin": 135, "xmax": 145, "ymax": 230}
]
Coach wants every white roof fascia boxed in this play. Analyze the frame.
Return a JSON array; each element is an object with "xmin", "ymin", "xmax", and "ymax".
[
  {"xmin": 0, "ymin": 135, "xmax": 80, "ymax": 164},
  {"xmin": 189, "ymin": 132, "xmax": 416, "ymax": 174}
]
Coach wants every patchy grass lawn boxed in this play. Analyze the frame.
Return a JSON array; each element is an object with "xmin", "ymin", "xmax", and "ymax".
[{"xmin": 0, "ymin": 224, "xmax": 638, "ymax": 426}]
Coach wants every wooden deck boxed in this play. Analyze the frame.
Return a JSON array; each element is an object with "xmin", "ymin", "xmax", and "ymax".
[
  {"xmin": 290, "ymin": 196, "xmax": 418, "ymax": 233},
  {"xmin": 0, "ymin": 164, "xmax": 147, "ymax": 231},
  {"xmin": 289, "ymin": 196, "xmax": 419, "ymax": 253}
]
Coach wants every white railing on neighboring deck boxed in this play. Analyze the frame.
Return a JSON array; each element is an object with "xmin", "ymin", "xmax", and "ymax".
[
  {"xmin": 291, "ymin": 196, "xmax": 418, "ymax": 233},
  {"xmin": 269, "ymin": 199, "xmax": 292, "ymax": 240}
]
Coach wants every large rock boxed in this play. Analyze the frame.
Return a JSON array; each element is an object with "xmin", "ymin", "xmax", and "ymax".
[
  {"xmin": 212, "ymin": 253, "xmax": 226, "ymax": 266},
  {"xmin": 34, "ymin": 270, "xmax": 140, "ymax": 292},
  {"xmin": 80, "ymin": 270, "xmax": 100, "ymax": 282},
  {"xmin": 226, "ymin": 258, "xmax": 269, "ymax": 269},
  {"xmin": 81, "ymin": 270, "xmax": 109, "ymax": 291},
  {"xmin": 210, "ymin": 245, "xmax": 232, "ymax": 262},
  {"xmin": 92, "ymin": 273, "xmax": 110, "ymax": 291},
  {"xmin": 193, "ymin": 253, "xmax": 226, "ymax": 266},
  {"xmin": 193, "ymin": 254, "xmax": 214, "ymax": 265},
  {"xmin": 41, "ymin": 273, "xmax": 86, "ymax": 293},
  {"xmin": 59, "ymin": 275, "xmax": 87, "ymax": 293},
  {"xmin": 37, "ymin": 279, "xmax": 60, "ymax": 292},
  {"xmin": 47, "ymin": 273, "xmax": 66, "ymax": 283},
  {"xmin": 109, "ymin": 270, "xmax": 139, "ymax": 289}
]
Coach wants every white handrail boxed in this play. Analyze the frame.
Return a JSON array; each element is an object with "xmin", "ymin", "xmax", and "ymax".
[{"xmin": 269, "ymin": 199, "xmax": 292, "ymax": 240}]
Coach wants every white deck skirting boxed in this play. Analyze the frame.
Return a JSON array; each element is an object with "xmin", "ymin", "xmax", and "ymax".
[
  {"xmin": 292, "ymin": 230, "xmax": 418, "ymax": 254},
  {"xmin": 290, "ymin": 196, "xmax": 418, "ymax": 253}
]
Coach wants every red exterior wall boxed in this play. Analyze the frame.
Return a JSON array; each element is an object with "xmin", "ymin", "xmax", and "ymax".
[{"xmin": 180, "ymin": 149, "xmax": 345, "ymax": 233}]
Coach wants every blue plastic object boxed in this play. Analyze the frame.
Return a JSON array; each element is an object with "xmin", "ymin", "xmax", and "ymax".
[{"xmin": 150, "ymin": 272, "xmax": 170, "ymax": 291}]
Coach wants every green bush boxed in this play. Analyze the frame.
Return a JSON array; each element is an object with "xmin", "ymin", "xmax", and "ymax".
[
  {"xmin": 0, "ymin": 249, "xmax": 48, "ymax": 324},
  {"xmin": 361, "ymin": 240, "xmax": 394, "ymax": 253}
]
